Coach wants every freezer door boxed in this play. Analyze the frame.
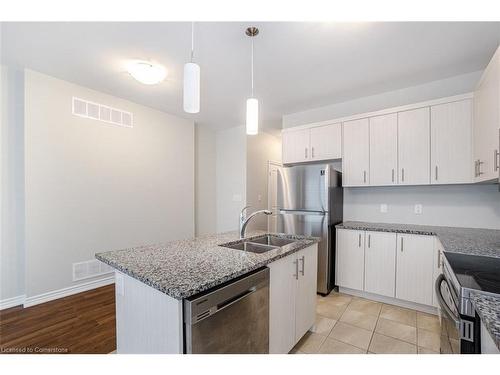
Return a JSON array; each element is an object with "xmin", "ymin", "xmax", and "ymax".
[
  {"xmin": 277, "ymin": 164, "xmax": 330, "ymax": 212},
  {"xmin": 277, "ymin": 211, "xmax": 332, "ymax": 294}
]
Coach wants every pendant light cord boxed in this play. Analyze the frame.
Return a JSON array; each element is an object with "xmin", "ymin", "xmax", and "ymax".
[
  {"xmin": 251, "ymin": 39, "xmax": 254, "ymax": 97},
  {"xmin": 191, "ymin": 22, "xmax": 195, "ymax": 62}
]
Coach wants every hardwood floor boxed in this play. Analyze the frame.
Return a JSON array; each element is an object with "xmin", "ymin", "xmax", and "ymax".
[{"xmin": 0, "ymin": 285, "xmax": 116, "ymax": 354}]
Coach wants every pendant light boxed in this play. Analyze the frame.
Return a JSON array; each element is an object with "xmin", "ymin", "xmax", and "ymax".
[
  {"xmin": 245, "ymin": 27, "xmax": 259, "ymax": 135},
  {"xmin": 183, "ymin": 22, "xmax": 200, "ymax": 113}
]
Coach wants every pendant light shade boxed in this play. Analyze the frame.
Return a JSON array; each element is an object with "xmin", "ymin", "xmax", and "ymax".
[
  {"xmin": 183, "ymin": 22, "xmax": 200, "ymax": 114},
  {"xmin": 245, "ymin": 27, "xmax": 259, "ymax": 135},
  {"xmin": 183, "ymin": 62, "xmax": 200, "ymax": 113},
  {"xmin": 246, "ymin": 98, "xmax": 259, "ymax": 135}
]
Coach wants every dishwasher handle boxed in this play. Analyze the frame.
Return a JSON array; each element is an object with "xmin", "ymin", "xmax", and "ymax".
[{"xmin": 216, "ymin": 287, "xmax": 257, "ymax": 313}]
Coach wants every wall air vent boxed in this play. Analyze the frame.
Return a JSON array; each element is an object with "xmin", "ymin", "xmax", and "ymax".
[
  {"xmin": 72, "ymin": 259, "xmax": 114, "ymax": 281},
  {"xmin": 72, "ymin": 97, "xmax": 133, "ymax": 128}
]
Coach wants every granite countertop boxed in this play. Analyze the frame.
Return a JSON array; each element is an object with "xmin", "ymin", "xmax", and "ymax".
[
  {"xmin": 96, "ymin": 231, "xmax": 319, "ymax": 300},
  {"xmin": 336, "ymin": 221, "xmax": 500, "ymax": 258},
  {"xmin": 470, "ymin": 292, "xmax": 500, "ymax": 350}
]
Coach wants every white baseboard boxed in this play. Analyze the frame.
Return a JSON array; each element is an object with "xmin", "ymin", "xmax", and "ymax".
[
  {"xmin": 339, "ymin": 287, "xmax": 438, "ymax": 315},
  {"xmin": 24, "ymin": 275, "xmax": 115, "ymax": 308},
  {"xmin": 0, "ymin": 294, "xmax": 26, "ymax": 310}
]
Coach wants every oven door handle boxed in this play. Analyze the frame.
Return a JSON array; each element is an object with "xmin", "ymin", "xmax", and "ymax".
[{"xmin": 435, "ymin": 274, "xmax": 461, "ymax": 328}]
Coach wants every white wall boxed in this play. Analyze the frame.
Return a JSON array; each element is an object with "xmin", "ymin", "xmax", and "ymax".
[
  {"xmin": 195, "ymin": 124, "xmax": 216, "ymax": 235},
  {"xmin": 344, "ymin": 184, "xmax": 500, "ymax": 230},
  {"xmin": 24, "ymin": 70, "xmax": 195, "ymax": 299},
  {"xmin": 282, "ymin": 71, "xmax": 482, "ymax": 128},
  {"xmin": 1, "ymin": 65, "xmax": 25, "ymax": 302},
  {"xmin": 215, "ymin": 126, "xmax": 246, "ymax": 232},
  {"xmin": 246, "ymin": 132, "xmax": 282, "ymax": 231}
]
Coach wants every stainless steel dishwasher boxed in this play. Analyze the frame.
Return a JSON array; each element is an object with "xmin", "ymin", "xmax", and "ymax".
[{"xmin": 183, "ymin": 267, "xmax": 269, "ymax": 354}]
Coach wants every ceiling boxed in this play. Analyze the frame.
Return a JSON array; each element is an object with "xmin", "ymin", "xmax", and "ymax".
[{"xmin": 2, "ymin": 22, "xmax": 499, "ymax": 133}]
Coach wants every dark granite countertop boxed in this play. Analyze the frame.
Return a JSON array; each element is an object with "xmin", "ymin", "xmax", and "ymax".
[
  {"xmin": 96, "ymin": 231, "xmax": 319, "ymax": 300},
  {"xmin": 336, "ymin": 221, "xmax": 500, "ymax": 258},
  {"xmin": 470, "ymin": 292, "xmax": 500, "ymax": 351}
]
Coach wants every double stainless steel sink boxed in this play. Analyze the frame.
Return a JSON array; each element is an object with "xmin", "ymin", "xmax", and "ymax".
[{"xmin": 220, "ymin": 234, "xmax": 297, "ymax": 254}]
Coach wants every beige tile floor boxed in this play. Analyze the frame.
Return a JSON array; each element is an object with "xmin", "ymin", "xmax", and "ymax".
[{"xmin": 291, "ymin": 291, "xmax": 441, "ymax": 354}]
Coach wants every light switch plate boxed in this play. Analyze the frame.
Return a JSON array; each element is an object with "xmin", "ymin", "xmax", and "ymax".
[
  {"xmin": 380, "ymin": 204, "xmax": 388, "ymax": 213},
  {"xmin": 414, "ymin": 204, "xmax": 423, "ymax": 215}
]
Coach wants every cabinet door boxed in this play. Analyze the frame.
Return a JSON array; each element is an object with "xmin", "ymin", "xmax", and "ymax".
[
  {"xmin": 398, "ymin": 108, "xmax": 430, "ymax": 185},
  {"xmin": 396, "ymin": 234, "xmax": 434, "ymax": 306},
  {"xmin": 295, "ymin": 244, "xmax": 318, "ymax": 343},
  {"xmin": 282, "ymin": 129, "xmax": 310, "ymax": 164},
  {"xmin": 336, "ymin": 229, "xmax": 365, "ymax": 290},
  {"xmin": 343, "ymin": 118, "xmax": 370, "ymax": 186},
  {"xmin": 364, "ymin": 231, "xmax": 397, "ymax": 297},
  {"xmin": 268, "ymin": 254, "xmax": 297, "ymax": 354},
  {"xmin": 310, "ymin": 123, "xmax": 342, "ymax": 161},
  {"xmin": 430, "ymin": 100, "xmax": 473, "ymax": 184},
  {"xmin": 473, "ymin": 46, "xmax": 500, "ymax": 182},
  {"xmin": 369, "ymin": 113, "xmax": 398, "ymax": 186}
]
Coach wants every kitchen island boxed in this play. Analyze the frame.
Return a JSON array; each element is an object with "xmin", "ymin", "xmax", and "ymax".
[{"xmin": 96, "ymin": 230, "xmax": 319, "ymax": 354}]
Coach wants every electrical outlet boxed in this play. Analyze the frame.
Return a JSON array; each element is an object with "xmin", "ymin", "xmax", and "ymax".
[
  {"xmin": 414, "ymin": 204, "xmax": 423, "ymax": 215},
  {"xmin": 380, "ymin": 204, "xmax": 388, "ymax": 213}
]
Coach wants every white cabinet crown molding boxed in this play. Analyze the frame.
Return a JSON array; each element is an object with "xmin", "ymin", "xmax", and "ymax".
[{"xmin": 282, "ymin": 93, "xmax": 474, "ymax": 133}]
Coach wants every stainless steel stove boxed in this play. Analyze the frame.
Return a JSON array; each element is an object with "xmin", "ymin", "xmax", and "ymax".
[{"xmin": 436, "ymin": 252, "xmax": 500, "ymax": 354}]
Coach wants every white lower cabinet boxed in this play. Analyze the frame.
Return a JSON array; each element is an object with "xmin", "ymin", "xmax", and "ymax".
[
  {"xmin": 268, "ymin": 244, "xmax": 318, "ymax": 354},
  {"xmin": 395, "ymin": 234, "xmax": 435, "ymax": 306},
  {"xmin": 336, "ymin": 228, "xmax": 437, "ymax": 308},
  {"xmin": 364, "ymin": 231, "xmax": 397, "ymax": 298},
  {"xmin": 336, "ymin": 229, "xmax": 365, "ymax": 290}
]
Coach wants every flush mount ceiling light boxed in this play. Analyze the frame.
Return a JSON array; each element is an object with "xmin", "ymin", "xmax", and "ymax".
[
  {"xmin": 127, "ymin": 61, "xmax": 167, "ymax": 85},
  {"xmin": 245, "ymin": 27, "xmax": 259, "ymax": 135},
  {"xmin": 183, "ymin": 22, "xmax": 201, "ymax": 113}
]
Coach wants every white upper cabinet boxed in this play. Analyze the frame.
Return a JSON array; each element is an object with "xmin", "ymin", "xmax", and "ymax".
[
  {"xmin": 398, "ymin": 108, "xmax": 430, "ymax": 185},
  {"xmin": 395, "ymin": 234, "xmax": 435, "ymax": 306},
  {"xmin": 309, "ymin": 123, "xmax": 342, "ymax": 161},
  {"xmin": 369, "ymin": 113, "xmax": 398, "ymax": 186},
  {"xmin": 343, "ymin": 118, "xmax": 370, "ymax": 186},
  {"xmin": 282, "ymin": 129, "xmax": 310, "ymax": 164},
  {"xmin": 430, "ymin": 100, "xmax": 473, "ymax": 184},
  {"xmin": 282, "ymin": 123, "xmax": 341, "ymax": 164},
  {"xmin": 473, "ymin": 46, "xmax": 500, "ymax": 182}
]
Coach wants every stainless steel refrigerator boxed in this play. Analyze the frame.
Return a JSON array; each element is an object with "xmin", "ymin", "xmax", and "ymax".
[{"xmin": 276, "ymin": 164, "xmax": 343, "ymax": 295}]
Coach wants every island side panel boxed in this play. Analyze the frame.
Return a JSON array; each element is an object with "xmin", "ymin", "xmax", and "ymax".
[{"xmin": 115, "ymin": 271, "xmax": 183, "ymax": 354}]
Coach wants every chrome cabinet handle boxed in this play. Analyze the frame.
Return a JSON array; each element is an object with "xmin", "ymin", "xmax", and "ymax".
[
  {"xmin": 368, "ymin": 234, "xmax": 371, "ymax": 248},
  {"xmin": 312, "ymin": 147, "xmax": 315, "ymax": 158},
  {"xmin": 363, "ymin": 170, "xmax": 367, "ymax": 183},
  {"xmin": 476, "ymin": 160, "xmax": 484, "ymax": 176},
  {"xmin": 293, "ymin": 259, "xmax": 299, "ymax": 280},
  {"xmin": 300, "ymin": 255, "xmax": 305, "ymax": 276},
  {"xmin": 358, "ymin": 233, "xmax": 361, "ymax": 247},
  {"xmin": 474, "ymin": 160, "xmax": 478, "ymax": 177},
  {"xmin": 495, "ymin": 150, "xmax": 499, "ymax": 172},
  {"xmin": 435, "ymin": 165, "xmax": 438, "ymax": 181},
  {"xmin": 392, "ymin": 169, "xmax": 395, "ymax": 183},
  {"xmin": 437, "ymin": 251, "xmax": 442, "ymax": 269},
  {"xmin": 401, "ymin": 168, "xmax": 405, "ymax": 182},
  {"xmin": 400, "ymin": 237, "xmax": 404, "ymax": 252},
  {"xmin": 305, "ymin": 148, "xmax": 308, "ymax": 159}
]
